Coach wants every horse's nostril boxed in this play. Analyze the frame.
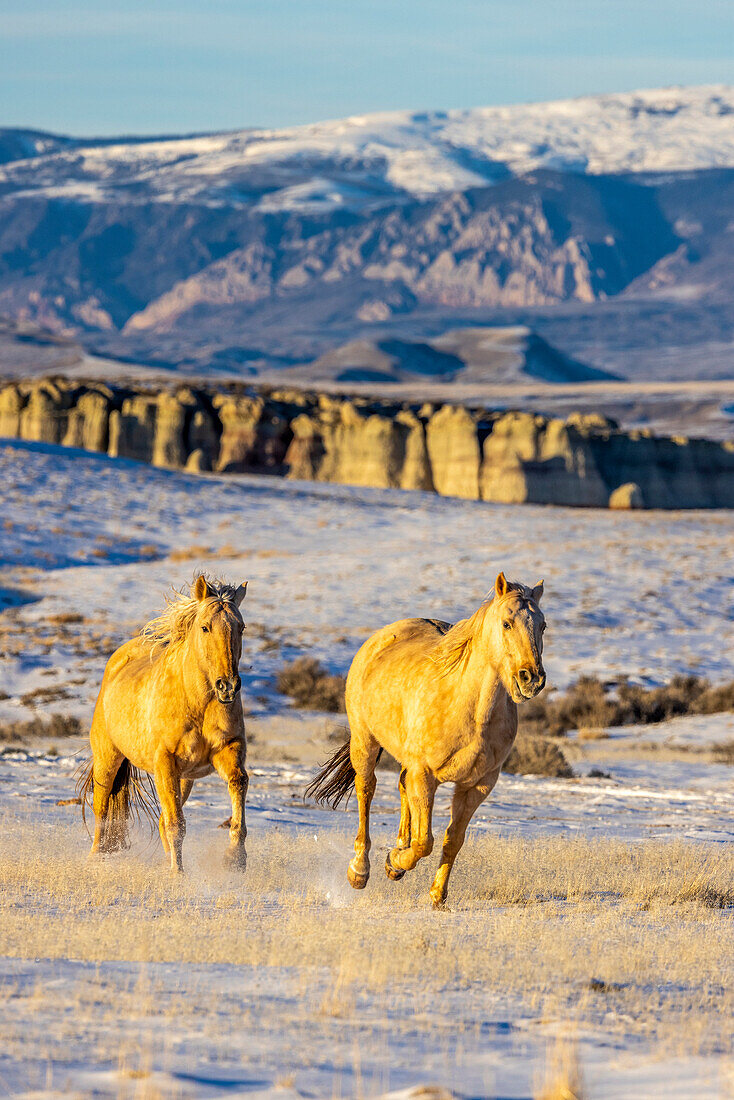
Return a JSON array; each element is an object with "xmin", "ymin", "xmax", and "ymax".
[
  {"xmin": 215, "ymin": 678, "xmax": 226, "ymax": 692},
  {"xmin": 518, "ymin": 668, "xmax": 532, "ymax": 684}
]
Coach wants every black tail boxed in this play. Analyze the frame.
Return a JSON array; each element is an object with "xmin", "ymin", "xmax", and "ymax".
[
  {"xmin": 76, "ymin": 756, "xmax": 159, "ymax": 848},
  {"xmin": 305, "ymin": 740, "xmax": 384, "ymax": 808}
]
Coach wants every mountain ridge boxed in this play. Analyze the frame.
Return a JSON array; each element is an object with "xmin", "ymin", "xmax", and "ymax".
[{"xmin": 0, "ymin": 85, "xmax": 733, "ymax": 389}]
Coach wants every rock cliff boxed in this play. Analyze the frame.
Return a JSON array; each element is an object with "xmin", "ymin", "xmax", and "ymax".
[{"xmin": 1, "ymin": 376, "xmax": 732, "ymax": 509}]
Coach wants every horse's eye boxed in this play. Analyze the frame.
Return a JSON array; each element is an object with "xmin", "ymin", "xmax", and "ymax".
[
  {"xmin": 541, "ymin": 622, "xmax": 547, "ymax": 632},
  {"xmin": 202, "ymin": 625, "xmax": 209, "ymax": 634},
  {"xmin": 502, "ymin": 620, "xmax": 511, "ymax": 630}
]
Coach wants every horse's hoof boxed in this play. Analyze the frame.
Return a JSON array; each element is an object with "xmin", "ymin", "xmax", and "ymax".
[
  {"xmin": 430, "ymin": 891, "xmax": 449, "ymax": 911},
  {"xmin": 385, "ymin": 851, "xmax": 406, "ymax": 881},
  {"xmin": 223, "ymin": 847, "xmax": 247, "ymax": 872},
  {"xmin": 347, "ymin": 862, "xmax": 369, "ymax": 890}
]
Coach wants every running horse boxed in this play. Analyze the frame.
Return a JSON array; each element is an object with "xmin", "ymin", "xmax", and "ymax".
[
  {"xmin": 78, "ymin": 575, "xmax": 249, "ymax": 872},
  {"xmin": 306, "ymin": 573, "xmax": 547, "ymax": 907}
]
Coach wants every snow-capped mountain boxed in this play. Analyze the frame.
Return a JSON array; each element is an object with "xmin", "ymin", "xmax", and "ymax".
[
  {"xmin": 1, "ymin": 85, "xmax": 733, "ymax": 212},
  {"xmin": 1, "ymin": 86, "xmax": 733, "ymax": 384}
]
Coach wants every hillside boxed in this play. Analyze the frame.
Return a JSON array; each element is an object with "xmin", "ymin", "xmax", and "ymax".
[{"xmin": 0, "ymin": 86, "xmax": 733, "ymax": 389}]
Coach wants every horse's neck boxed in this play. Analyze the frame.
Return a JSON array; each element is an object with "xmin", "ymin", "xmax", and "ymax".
[
  {"xmin": 176, "ymin": 643, "xmax": 214, "ymax": 720},
  {"xmin": 459, "ymin": 629, "xmax": 509, "ymax": 722}
]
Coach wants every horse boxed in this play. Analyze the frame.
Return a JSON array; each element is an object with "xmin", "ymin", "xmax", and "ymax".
[
  {"xmin": 306, "ymin": 572, "xmax": 546, "ymax": 908},
  {"xmin": 78, "ymin": 574, "xmax": 249, "ymax": 873}
]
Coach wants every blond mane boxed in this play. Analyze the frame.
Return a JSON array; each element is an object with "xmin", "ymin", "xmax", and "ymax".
[
  {"xmin": 431, "ymin": 598, "xmax": 493, "ymax": 674},
  {"xmin": 139, "ymin": 577, "xmax": 240, "ymax": 657},
  {"xmin": 432, "ymin": 582, "xmax": 538, "ymax": 675}
]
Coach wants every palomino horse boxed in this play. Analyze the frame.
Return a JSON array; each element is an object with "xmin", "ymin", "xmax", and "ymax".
[
  {"xmin": 78, "ymin": 575, "xmax": 249, "ymax": 873},
  {"xmin": 306, "ymin": 573, "xmax": 546, "ymax": 907}
]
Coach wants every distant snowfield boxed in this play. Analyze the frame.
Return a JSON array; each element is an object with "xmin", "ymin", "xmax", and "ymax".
[
  {"xmin": 0, "ymin": 439, "xmax": 732, "ymax": 1098},
  {"xmin": 2, "ymin": 85, "xmax": 734, "ymax": 210}
]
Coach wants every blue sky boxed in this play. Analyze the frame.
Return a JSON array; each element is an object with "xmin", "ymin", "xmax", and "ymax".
[{"xmin": 1, "ymin": 0, "xmax": 732, "ymax": 135}]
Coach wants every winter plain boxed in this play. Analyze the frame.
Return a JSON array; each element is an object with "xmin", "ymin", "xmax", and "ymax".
[{"xmin": 0, "ymin": 439, "xmax": 732, "ymax": 1099}]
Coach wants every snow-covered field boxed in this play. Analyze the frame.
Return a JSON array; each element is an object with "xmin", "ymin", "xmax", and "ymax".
[
  {"xmin": 0, "ymin": 438, "xmax": 732, "ymax": 1098},
  {"xmin": 3, "ymin": 85, "xmax": 734, "ymax": 211}
]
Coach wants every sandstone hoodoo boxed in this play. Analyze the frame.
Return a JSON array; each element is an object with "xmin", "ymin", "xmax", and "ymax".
[{"xmin": 2, "ymin": 376, "xmax": 733, "ymax": 509}]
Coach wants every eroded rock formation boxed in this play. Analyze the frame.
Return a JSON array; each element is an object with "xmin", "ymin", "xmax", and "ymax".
[{"xmin": 1, "ymin": 376, "xmax": 732, "ymax": 510}]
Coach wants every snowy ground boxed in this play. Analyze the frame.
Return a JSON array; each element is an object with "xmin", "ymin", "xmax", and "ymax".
[{"xmin": 0, "ymin": 438, "xmax": 732, "ymax": 1098}]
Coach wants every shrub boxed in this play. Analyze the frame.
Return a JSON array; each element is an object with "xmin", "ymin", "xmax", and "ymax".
[
  {"xmin": 0, "ymin": 713, "xmax": 83, "ymax": 742},
  {"xmin": 503, "ymin": 734, "xmax": 573, "ymax": 778},
  {"xmin": 276, "ymin": 657, "xmax": 346, "ymax": 713},
  {"xmin": 522, "ymin": 673, "xmax": 734, "ymax": 738}
]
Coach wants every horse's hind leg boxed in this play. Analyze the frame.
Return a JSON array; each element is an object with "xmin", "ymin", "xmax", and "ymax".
[
  {"xmin": 386, "ymin": 767, "xmax": 437, "ymax": 877},
  {"xmin": 159, "ymin": 778, "xmax": 193, "ymax": 855},
  {"xmin": 347, "ymin": 726, "xmax": 380, "ymax": 890},
  {"xmin": 89, "ymin": 728, "xmax": 123, "ymax": 857},
  {"xmin": 386, "ymin": 768, "xmax": 411, "ymax": 881}
]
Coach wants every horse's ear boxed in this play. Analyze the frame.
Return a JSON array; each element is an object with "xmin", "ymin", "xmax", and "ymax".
[
  {"xmin": 193, "ymin": 574, "xmax": 213, "ymax": 602},
  {"xmin": 531, "ymin": 580, "xmax": 544, "ymax": 604},
  {"xmin": 495, "ymin": 572, "xmax": 509, "ymax": 599},
  {"xmin": 233, "ymin": 582, "xmax": 248, "ymax": 608}
]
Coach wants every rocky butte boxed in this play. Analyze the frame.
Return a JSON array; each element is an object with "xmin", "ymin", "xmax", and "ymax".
[{"xmin": 1, "ymin": 376, "xmax": 733, "ymax": 509}]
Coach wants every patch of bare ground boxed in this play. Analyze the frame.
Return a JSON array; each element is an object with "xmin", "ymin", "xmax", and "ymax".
[
  {"xmin": 0, "ymin": 830, "xmax": 730, "ymax": 1057},
  {"xmin": 168, "ymin": 543, "xmax": 294, "ymax": 562}
]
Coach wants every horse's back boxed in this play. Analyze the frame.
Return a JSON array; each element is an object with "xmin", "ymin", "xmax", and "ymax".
[
  {"xmin": 346, "ymin": 617, "xmax": 451, "ymax": 707},
  {"xmin": 350, "ymin": 617, "xmax": 451, "ymax": 671},
  {"xmin": 100, "ymin": 636, "xmax": 151, "ymax": 688}
]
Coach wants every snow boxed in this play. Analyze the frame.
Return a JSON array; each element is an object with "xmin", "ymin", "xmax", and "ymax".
[
  {"xmin": 0, "ymin": 438, "xmax": 732, "ymax": 1097},
  {"xmin": 2, "ymin": 85, "xmax": 733, "ymax": 211}
]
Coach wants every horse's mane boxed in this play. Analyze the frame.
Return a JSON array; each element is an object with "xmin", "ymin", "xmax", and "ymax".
[
  {"xmin": 432, "ymin": 582, "xmax": 536, "ymax": 675},
  {"xmin": 431, "ymin": 598, "xmax": 494, "ymax": 674},
  {"xmin": 139, "ymin": 577, "xmax": 239, "ymax": 657}
]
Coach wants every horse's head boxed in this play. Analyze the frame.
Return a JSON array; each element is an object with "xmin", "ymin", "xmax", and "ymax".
[
  {"xmin": 191, "ymin": 575, "xmax": 248, "ymax": 704},
  {"xmin": 489, "ymin": 571, "xmax": 546, "ymax": 704}
]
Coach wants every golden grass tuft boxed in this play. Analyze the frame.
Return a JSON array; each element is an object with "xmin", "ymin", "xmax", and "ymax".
[{"xmin": 535, "ymin": 1038, "xmax": 585, "ymax": 1100}]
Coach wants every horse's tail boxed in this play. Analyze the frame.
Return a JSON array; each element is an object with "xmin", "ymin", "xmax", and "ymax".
[
  {"xmin": 304, "ymin": 739, "xmax": 383, "ymax": 809},
  {"xmin": 76, "ymin": 756, "xmax": 159, "ymax": 848}
]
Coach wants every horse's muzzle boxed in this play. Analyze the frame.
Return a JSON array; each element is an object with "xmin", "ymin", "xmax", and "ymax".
[
  {"xmin": 515, "ymin": 668, "xmax": 546, "ymax": 700},
  {"xmin": 215, "ymin": 675, "xmax": 241, "ymax": 704}
]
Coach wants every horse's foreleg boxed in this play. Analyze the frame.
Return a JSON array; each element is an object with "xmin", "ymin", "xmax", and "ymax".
[
  {"xmin": 429, "ymin": 770, "xmax": 498, "ymax": 910},
  {"xmin": 212, "ymin": 741, "xmax": 248, "ymax": 871},
  {"xmin": 397, "ymin": 767, "xmax": 411, "ymax": 848},
  {"xmin": 159, "ymin": 778, "xmax": 193, "ymax": 855},
  {"xmin": 387, "ymin": 768, "xmax": 437, "ymax": 876},
  {"xmin": 154, "ymin": 751, "xmax": 185, "ymax": 873}
]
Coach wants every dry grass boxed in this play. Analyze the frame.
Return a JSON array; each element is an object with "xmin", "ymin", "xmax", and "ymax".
[
  {"xmin": 276, "ymin": 656, "xmax": 346, "ymax": 713},
  {"xmin": 713, "ymin": 740, "xmax": 734, "ymax": 764},
  {"xmin": 535, "ymin": 1039, "xmax": 585, "ymax": 1100},
  {"xmin": 0, "ymin": 826, "xmax": 731, "ymax": 1061}
]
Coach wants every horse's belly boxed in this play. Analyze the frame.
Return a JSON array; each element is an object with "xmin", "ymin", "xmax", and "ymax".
[{"xmin": 180, "ymin": 761, "xmax": 214, "ymax": 779}]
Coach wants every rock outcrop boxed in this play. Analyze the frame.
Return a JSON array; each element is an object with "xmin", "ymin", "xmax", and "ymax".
[{"xmin": 1, "ymin": 375, "xmax": 732, "ymax": 510}]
